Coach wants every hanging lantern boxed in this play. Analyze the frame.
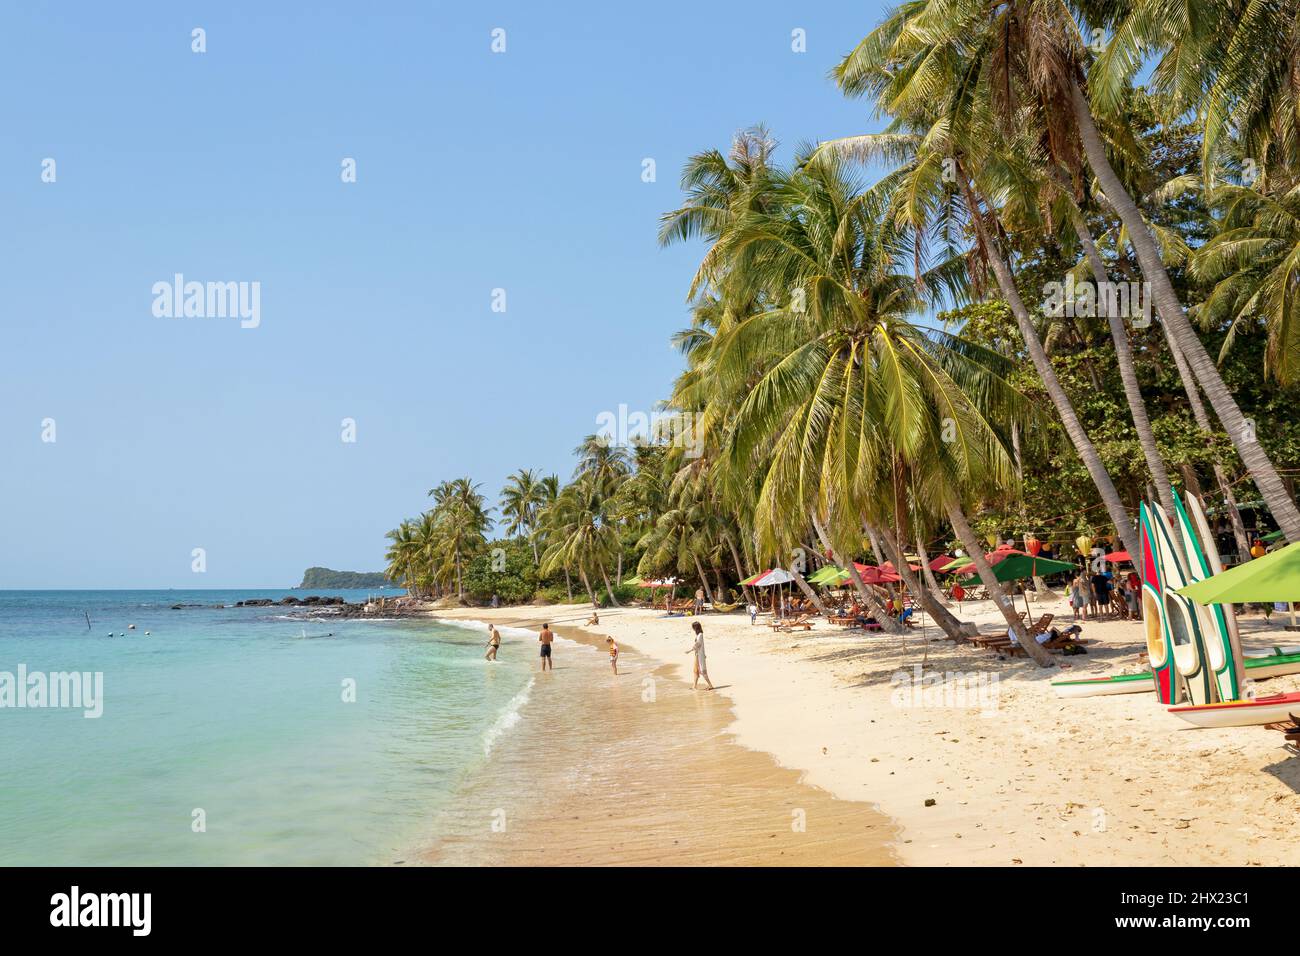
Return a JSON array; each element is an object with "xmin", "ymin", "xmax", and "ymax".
[
  {"xmin": 1075, "ymin": 535, "xmax": 1092, "ymax": 557},
  {"xmin": 1025, "ymin": 535, "xmax": 1042, "ymax": 556}
]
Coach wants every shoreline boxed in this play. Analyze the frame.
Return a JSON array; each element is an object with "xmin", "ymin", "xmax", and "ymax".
[
  {"xmin": 417, "ymin": 618, "xmax": 897, "ymax": 866},
  {"xmin": 435, "ymin": 599, "xmax": 1300, "ymax": 866}
]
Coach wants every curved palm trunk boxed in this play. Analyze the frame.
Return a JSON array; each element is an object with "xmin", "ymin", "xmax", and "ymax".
[
  {"xmin": 1160, "ymin": 318, "xmax": 1253, "ymax": 561},
  {"xmin": 1069, "ymin": 81, "xmax": 1300, "ymax": 543},
  {"xmin": 810, "ymin": 512, "xmax": 900, "ymax": 634},
  {"xmin": 723, "ymin": 532, "xmax": 755, "ymax": 605},
  {"xmin": 915, "ymin": 536, "xmax": 947, "ymax": 599},
  {"xmin": 960, "ymin": 176, "xmax": 1142, "ymax": 563},
  {"xmin": 692, "ymin": 554, "xmax": 715, "ymax": 605},
  {"xmin": 945, "ymin": 501, "xmax": 1053, "ymax": 667},
  {"xmin": 789, "ymin": 567, "xmax": 826, "ymax": 614},
  {"xmin": 579, "ymin": 567, "xmax": 598, "ymax": 608},
  {"xmin": 875, "ymin": 526, "xmax": 967, "ymax": 641},
  {"xmin": 1069, "ymin": 208, "xmax": 1184, "ymax": 553},
  {"xmin": 599, "ymin": 566, "xmax": 621, "ymax": 607}
]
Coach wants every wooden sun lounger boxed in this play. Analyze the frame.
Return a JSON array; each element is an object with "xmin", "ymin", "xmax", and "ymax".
[{"xmin": 771, "ymin": 614, "xmax": 815, "ymax": 632}]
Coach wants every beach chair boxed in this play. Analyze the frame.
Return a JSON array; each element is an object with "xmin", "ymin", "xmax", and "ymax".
[
  {"xmin": 1029, "ymin": 613, "xmax": 1055, "ymax": 635},
  {"xmin": 771, "ymin": 614, "xmax": 815, "ymax": 632}
]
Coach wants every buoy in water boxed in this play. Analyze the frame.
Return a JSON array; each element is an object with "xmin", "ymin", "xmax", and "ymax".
[{"xmin": 128, "ymin": 624, "xmax": 136, "ymax": 630}]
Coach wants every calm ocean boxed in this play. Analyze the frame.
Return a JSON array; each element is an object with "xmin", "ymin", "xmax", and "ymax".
[{"xmin": 0, "ymin": 590, "xmax": 541, "ymax": 865}]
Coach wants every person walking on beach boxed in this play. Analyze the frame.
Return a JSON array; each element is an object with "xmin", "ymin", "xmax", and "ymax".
[
  {"xmin": 606, "ymin": 636, "xmax": 619, "ymax": 675},
  {"xmin": 694, "ymin": 587, "xmax": 705, "ymax": 615},
  {"xmin": 485, "ymin": 624, "xmax": 501, "ymax": 661},
  {"xmin": 538, "ymin": 623, "xmax": 554, "ymax": 672},
  {"xmin": 686, "ymin": 621, "xmax": 713, "ymax": 690}
]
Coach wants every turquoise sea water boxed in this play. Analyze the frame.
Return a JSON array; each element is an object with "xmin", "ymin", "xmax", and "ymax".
[{"xmin": 0, "ymin": 590, "xmax": 538, "ymax": 865}]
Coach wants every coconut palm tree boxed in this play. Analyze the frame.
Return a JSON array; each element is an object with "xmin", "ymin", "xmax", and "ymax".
[
  {"xmin": 1193, "ymin": 183, "xmax": 1300, "ymax": 385},
  {"xmin": 539, "ymin": 475, "xmax": 623, "ymax": 607},
  {"xmin": 426, "ymin": 477, "xmax": 491, "ymax": 601},
  {"xmin": 383, "ymin": 520, "xmax": 420, "ymax": 595},
  {"xmin": 499, "ymin": 468, "xmax": 548, "ymax": 563},
  {"xmin": 837, "ymin": 0, "xmax": 1300, "ymax": 541},
  {"xmin": 695, "ymin": 149, "xmax": 1048, "ymax": 660}
]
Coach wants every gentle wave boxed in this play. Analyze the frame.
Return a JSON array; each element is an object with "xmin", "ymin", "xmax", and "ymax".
[
  {"xmin": 436, "ymin": 616, "xmax": 580, "ymax": 646},
  {"xmin": 482, "ymin": 677, "xmax": 535, "ymax": 757}
]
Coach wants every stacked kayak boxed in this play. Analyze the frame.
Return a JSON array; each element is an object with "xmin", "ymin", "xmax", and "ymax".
[
  {"xmin": 1051, "ymin": 647, "xmax": 1300, "ymax": 700},
  {"xmin": 1169, "ymin": 692, "xmax": 1300, "ymax": 729}
]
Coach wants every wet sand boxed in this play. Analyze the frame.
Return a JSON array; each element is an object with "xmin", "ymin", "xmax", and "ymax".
[
  {"xmin": 435, "ymin": 602, "xmax": 1300, "ymax": 866},
  {"xmin": 421, "ymin": 623, "xmax": 896, "ymax": 866}
]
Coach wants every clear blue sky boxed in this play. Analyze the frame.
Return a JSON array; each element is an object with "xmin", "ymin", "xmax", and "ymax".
[{"xmin": 0, "ymin": 1, "xmax": 888, "ymax": 588}]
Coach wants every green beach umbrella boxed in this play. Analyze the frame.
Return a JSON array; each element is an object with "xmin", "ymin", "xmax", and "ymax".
[
  {"xmin": 950, "ymin": 549, "xmax": 1076, "ymax": 582},
  {"xmin": 807, "ymin": 565, "xmax": 847, "ymax": 585},
  {"xmin": 951, "ymin": 549, "xmax": 1077, "ymax": 615},
  {"xmin": 1178, "ymin": 541, "xmax": 1300, "ymax": 604}
]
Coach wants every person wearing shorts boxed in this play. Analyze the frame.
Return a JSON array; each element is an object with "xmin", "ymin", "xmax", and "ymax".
[{"xmin": 539, "ymin": 623, "xmax": 554, "ymax": 671}]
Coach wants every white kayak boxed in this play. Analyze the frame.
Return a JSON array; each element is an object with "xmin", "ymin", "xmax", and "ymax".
[
  {"xmin": 1169, "ymin": 691, "xmax": 1300, "ymax": 728},
  {"xmin": 1052, "ymin": 672, "xmax": 1153, "ymax": 699},
  {"xmin": 1053, "ymin": 649, "xmax": 1300, "ymax": 699}
]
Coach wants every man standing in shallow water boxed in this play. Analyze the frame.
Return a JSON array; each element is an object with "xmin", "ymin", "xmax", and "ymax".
[{"xmin": 538, "ymin": 623, "xmax": 554, "ymax": 672}]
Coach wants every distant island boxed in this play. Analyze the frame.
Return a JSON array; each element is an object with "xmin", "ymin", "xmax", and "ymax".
[{"xmin": 297, "ymin": 567, "xmax": 389, "ymax": 589}]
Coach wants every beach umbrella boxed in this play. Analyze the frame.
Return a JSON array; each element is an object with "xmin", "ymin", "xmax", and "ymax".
[
  {"xmin": 750, "ymin": 568, "xmax": 795, "ymax": 587},
  {"xmin": 1104, "ymin": 550, "xmax": 1132, "ymax": 563},
  {"xmin": 807, "ymin": 565, "xmax": 846, "ymax": 586},
  {"xmin": 739, "ymin": 569, "xmax": 772, "ymax": 587},
  {"xmin": 807, "ymin": 562, "xmax": 902, "ymax": 586},
  {"xmin": 927, "ymin": 554, "xmax": 956, "ymax": 571},
  {"xmin": 881, "ymin": 559, "xmax": 923, "ymax": 572},
  {"xmin": 951, "ymin": 549, "xmax": 1076, "ymax": 580},
  {"xmin": 951, "ymin": 549, "xmax": 1077, "ymax": 614},
  {"xmin": 851, "ymin": 563, "xmax": 902, "ymax": 585},
  {"xmin": 1178, "ymin": 541, "xmax": 1300, "ymax": 605}
]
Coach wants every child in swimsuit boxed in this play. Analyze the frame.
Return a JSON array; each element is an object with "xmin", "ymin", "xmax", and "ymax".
[{"xmin": 606, "ymin": 637, "xmax": 619, "ymax": 675}]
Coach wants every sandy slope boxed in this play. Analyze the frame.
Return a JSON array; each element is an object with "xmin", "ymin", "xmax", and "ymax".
[{"xmin": 438, "ymin": 597, "xmax": 1300, "ymax": 866}]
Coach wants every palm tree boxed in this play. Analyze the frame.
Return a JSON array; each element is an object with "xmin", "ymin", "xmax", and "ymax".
[
  {"xmin": 383, "ymin": 520, "xmax": 420, "ymax": 595},
  {"xmin": 540, "ymin": 476, "xmax": 622, "ymax": 608},
  {"xmin": 836, "ymin": 0, "xmax": 1300, "ymax": 542},
  {"xmin": 693, "ymin": 148, "xmax": 1048, "ymax": 660},
  {"xmin": 426, "ymin": 478, "xmax": 490, "ymax": 601},
  {"xmin": 813, "ymin": 118, "xmax": 1144, "ymax": 562},
  {"xmin": 499, "ymin": 468, "xmax": 548, "ymax": 563},
  {"xmin": 1193, "ymin": 183, "xmax": 1300, "ymax": 386}
]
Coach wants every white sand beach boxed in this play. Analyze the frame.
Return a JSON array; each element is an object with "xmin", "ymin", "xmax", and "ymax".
[{"xmin": 438, "ymin": 598, "xmax": 1300, "ymax": 866}]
